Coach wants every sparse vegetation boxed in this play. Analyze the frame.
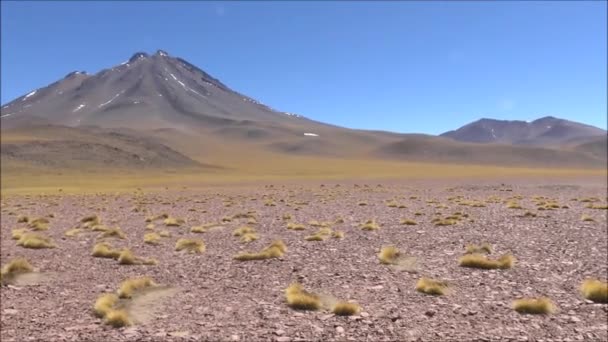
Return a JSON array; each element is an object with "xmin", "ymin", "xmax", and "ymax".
[
  {"xmin": 287, "ymin": 222, "xmax": 306, "ymax": 230},
  {"xmin": 465, "ymin": 243, "xmax": 492, "ymax": 254},
  {"xmin": 92, "ymin": 242, "xmax": 122, "ymax": 259},
  {"xmin": 1, "ymin": 257, "xmax": 34, "ymax": 284},
  {"xmin": 175, "ymin": 238, "xmax": 206, "ymax": 254},
  {"xmin": 285, "ymin": 283, "xmax": 321, "ymax": 311},
  {"xmin": 98, "ymin": 227, "xmax": 127, "ymax": 239},
  {"xmin": 378, "ymin": 246, "xmax": 401, "ymax": 265},
  {"xmin": 361, "ymin": 219, "xmax": 380, "ymax": 231},
  {"xmin": 28, "ymin": 217, "xmax": 49, "ymax": 230},
  {"xmin": 580, "ymin": 279, "xmax": 608, "ymax": 303},
  {"xmin": 400, "ymin": 219, "xmax": 417, "ymax": 225},
  {"xmin": 94, "ymin": 293, "xmax": 119, "ymax": 318},
  {"xmin": 459, "ymin": 253, "xmax": 514, "ymax": 269},
  {"xmin": 16, "ymin": 233, "xmax": 55, "ymax": 249},
  {"xmin": 512, "ymin": 297, "xmax": 556, "ymax": 314},
  {"xmin": 164, "ymin": 217, "xmax": 185, "ymax": 227},
  {"xmin": 332, "ymin": 301, "xmax": 360, "ymax": 316},
  {"xmin": 416, "ymin": 277, "xmax": 448, "ymax": 296},
  {"xmin": 117, "ymin": 276, "xmax": 156, "ymax": 298},
  {"xmin": 104, "ymin": 309, "xmax": 132, "ymax": 327},
  {"xmin": 144, "ymin": 232, "xmax": 161, "ymax": 244},
  {"xmin": 234, "ymin": 240, "xmax": 287, "ymax": 261}
]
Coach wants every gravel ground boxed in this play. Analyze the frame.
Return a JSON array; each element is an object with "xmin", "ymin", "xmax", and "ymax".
[{"xmin": 1, "ymin": 180, "xmax": 607, "ymax": 342}]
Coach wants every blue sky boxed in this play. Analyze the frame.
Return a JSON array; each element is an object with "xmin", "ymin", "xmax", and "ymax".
[{"xmin": 1, "ymin": 1, "xmax": 606, "ymax": 134}]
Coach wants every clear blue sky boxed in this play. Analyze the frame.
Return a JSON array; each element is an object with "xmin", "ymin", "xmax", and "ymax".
[{"xmin": 1, "ymin": 1, "xmax": 606, "ymax": 134}]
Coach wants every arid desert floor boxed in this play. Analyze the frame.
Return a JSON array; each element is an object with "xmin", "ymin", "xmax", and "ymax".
[{"xmin": 1, "ymin": 180, "xmax": 607, "ymax": 342}]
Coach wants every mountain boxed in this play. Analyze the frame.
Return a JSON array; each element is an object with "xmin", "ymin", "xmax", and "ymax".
[
  {"xmin": 439, "ymin": 116, "xmax": 606, "ymax": 145},
  {"xmin": 1, "ymin": 50, "xmax": 606, "ymax": 175}
]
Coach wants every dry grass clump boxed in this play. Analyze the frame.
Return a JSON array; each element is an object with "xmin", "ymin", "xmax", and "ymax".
[
  {"xmin": 287, "ymin": 222, "xmax": 306, "ymax": 231},
  {"xmin": 144, "ymin": 232, "xmax": 161, "ymax": 245},
  {"xmin": 512, "ymin": 297, "xmax": 556, "ymax": 314},
  {"xmin": 332, "ymin": 231, "xmax": 345, "ymax": 239},
  {"xmin": 285, "ymin": 283, "xmax": 321, "ymax": 311},
  {"xmin": 233, "ymin": 226, "xmax": 255, "ymax": 237},
  {"xmin": 117, "ymin": 276, "xmax": 157, "ymax": 298},
  {"xmin": 379, "ymin": 246, "xmax": 401, "ymax": 265},
  {"xmin": 92, "ymin": 242, "xmax": 122, "ymax": 259},
  {"xmin": 459, "ymin": 253, "xmax": 514, "ymax": 269},
  {"xmin": 17, "ymin": 215, "xmax": 29, "ymax": 223},
  {"xmin": 241, "ymin": 232, "xmax": 260, "ymax": 243},
  {"xmin": 16, "ymin": 233, "xmax": 55, "ymax": 249},
  {"xmin": 400, "ymin": 219, "xmax": 417, "ymax": 225},
  {"xmin": 581, "ymin": 214, "xmax": 595, "ymax": 222},
  {"xmin": 190, "ymin": 226, "xmax": 207, "ymax": 233},
  {"xmin": 91, "ymin": 224, "xmax": 110, "ymax": 232},
  {"xmin": 117, "ymin": 249, "xmax": 157, "ymax": 265},
  {"xmin": 104, "ymin": 309, "xmax": 132, "ymax": 327},
  {"xmin": 519, "ymin": 211, "xmax": 537, "ymax": 218},
  {"xmin": 234, "ymin": 240, "xmax": 287, "ymax": 261},
  {"xmin": 357, "ymin": 201, "xmax": 368, "ymax": 206},
  {"xmin": 580, "ymin": 279, "xmax": 608, "ymax": 303},
  {"xmin": 1, "ymin": 257, "xmax": 34, "ymax": 284},
  {"xmin": 11, "ymin": 228, "xmax": 28, "ymax": 240},
  {"xmin": 28, "ymin": 217, "xmax": 49, "ymax": 231},
  {"xmin": 93, "ymin": 293, "xmax": 119, "ymax": 318},
  {"xmin": 282, "ymin": 213, "xmax": 293, "ymax": 221},
  {"xmin": 81, "ymin": 215, "xmax": 101, "ymax": 228},
  {"xmin": 416, "ymin": 277, "xmax": 448, "ymax": 296},
  {"xmin": 309, "ymin": 220, "xmax": 330, "ymax": 227},
  {"xmin": 506, "ymin": 201, "xmax": 523, "ymax": 209},
  {"xmin": 433, "ymin": 218, "xmax": 457, "ymax": 226},
  {"xmin": 586, "ymin": 203, "xmax": 608, "ymax": 210},
  {"xmin": 465, "ymin": 243, "xmax": 492, "ymax": 254},
  {"xmin": 361, "ymin": 219, "xmax": 380, "ymax": 231},
  {"xmin": 305, "ymin": 227, "xmax": 333, "ymax": 241},
  {"xmin": 175, "ymin": 238, "xmax": 206, "ymax": 254},
  {"xmin": 332, "ymin": 301, "xmax": 361, "ymax": 316},
  {"xmin": 163, "ymin": 217, "xmax": 185, "ymax": 227},
  {"xmin": 98, "ymin": 227, "xmax": 127, "ymax": 240},
  {"xmin": 158, "ymin": 230, "xmax": 172, "ymax": 237}
]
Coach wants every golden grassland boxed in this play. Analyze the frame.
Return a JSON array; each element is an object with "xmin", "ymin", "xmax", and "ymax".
[{"xmin": 2, "ymin": 155, "xmax": 606, "ymax": 195}]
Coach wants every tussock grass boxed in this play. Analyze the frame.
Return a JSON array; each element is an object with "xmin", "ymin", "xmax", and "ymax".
[
  {"xmin": 92, "ymin": 242, "xmax": 121, "ymax": 259},
  {"xmin": 28, "ymin": 217, "xmax": 49, "ymax": 231},
  {"xmin": 506, "ymin": 201, "xmax": 523, "ymax": 209},
  {"xmin": 587, "ymin": 204, "xmax": 608, "ymax": 210},
  {"xmin": 285, "ymin": 283, "xmax": 321, "ymax": 311},
  {"xmin": 287, "ymin": 222, "xmax": 306, "ymax": 231},
  {"xmin": 520, "ymin": 211, "xmax": 537, "ymax": 218},
  {"xmin": 361, "ymin": 219, "xmax": 380, "ymax": 231},
  {"xmin": 117, "ymin": 249, "xmax": 157, "ymax": 265},
  {"xmin": 158, "ymin": 230, "xmax": 172, "ymax": 238},
  {"xmin": 433, "ymin": 218, "xmax": 457, "ymax": 226},
  {"xmin": 282, "ymin": 213, "xmax": 293, "ymax": 221},
  {"xmin": 104, "ymin": 309, "xmax": 132, "ymax": 327},
  {"xmin": 358, "ymin": 202, "xmax": 368, "ymax": 206},
  {"xmin": 400, "ymin": 219, "xmax": 417, "ymax": 225},
  {"xmin": 163, "ymin": 217, "xmax": 185, "ymax": 227},
  {"xmin": 81, "ymin": 215, "xmax": 101, "ymax": 228},
  {"xmin": 305, "ymin": 227, "xmax": 333, "ymax": 241},
  {"xmin": 98, "ymin": 227, "xmax": 126, "ymax": 240},
  {"xmin": 91, "ymin": 224, "xmax": 109, "ymax": 232},
  {"xmin": 117, "ymin": 276, "xmax": 156, "ymax": 298},
  {"xmin": 465, "ymin": 243, "xmax": 492, "ymax": 254},
  {"xmin": 512, "ymin": 297, "xmax": 556, "ymax": 314},
  {"xmin": 234, "ymin": 240, "xmax": 287, "ymax": 261},
  {"xmin": 459, "ymin": 253, "xmax": 515, "ymax": 269},
  {"xmin": 580, "ymin": 279, "xmax": 608, "ymax": 303},
  {"xmin": 379, "ymin": 246, "xmax": 401, "ymax": 265},
  {"xmin": 1, "ymin": 257, "xmax": 33, "ymax": 284},
  {"xmin": 144, "ymin": 232, "xmax": 161, "ymax": 245},
  {"xmin": 332, "ymin": 301, "xmax": 360, "ymax": 316},
  {"xmin": 334, "ymin": 217, "xmax": 345, "ymax": 224},
  {"xmin": 332, "ymin": 231, "xmax": 345, "ymax": 239},
  {"xmin": 11, "ymin": 228, "xmax": 28, "ymax": 240},
  {"xmin": 416, "ymin": 277, "xmax": 448, "ymax": 296},
  {"xmin": 16, "ymin": 233, "xmax": 55, "ymax": 249},
  {"xmin": 175, "ymin": 238, "xmax": 205, "ymax": 254},
  {"xmin": 17, "ymin": 215, "xmax": 29, "ymax": 223},
  {"xmin": 190, "ymin": 226, "xmax": 207, "ymax": 233},
  {"xmin": 145, "ymin": 224, "xmax": 155, "ymax": 230},
  {"xmin": 64, "ymin": 228, "xmax": 83, "ymax": 237},
  {"xmin": 581, "ymin": 214, "xmax": 595, "ymax": 222},
  {"xmin": 240, "ymin": 232, "xmax": 259, "ymax": 243},
  {"xmin": 94, "ymin": 293, "xmax": 119, "ymax": 318},
  {"xmin": 233, "ymin": 226, "xmax": 255, "ymax": 237}
]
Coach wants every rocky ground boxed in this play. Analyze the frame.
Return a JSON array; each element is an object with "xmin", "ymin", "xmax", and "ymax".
[{"xmin": 1, "ymin": 180, "xmax": 607, "ymax": 341}]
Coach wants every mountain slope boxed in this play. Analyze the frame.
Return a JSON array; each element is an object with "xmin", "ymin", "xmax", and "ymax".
[{"xmin": 440, "ymin": 116, "xmax": 606, "ymax": 145}]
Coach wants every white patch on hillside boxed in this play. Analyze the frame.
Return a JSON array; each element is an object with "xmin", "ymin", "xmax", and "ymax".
[
  {"xmin": 98, "ymin": 90, "xmax": 125, "ymax": 108},
  {"xmin": 304, "ymin": 133, "xmax": 319, "ymax": 137},
  {"xmin": 73, "ymin": 104, "xmax": 86, "ymax": 112},
  {"xmin": 23, "ymin": 90, "xmax": 37, "ymax": 101},
  {"xmin": 0, "ymin": 113, "xmax": 13, "ymax": 118},
  {"xmin": 169, "ymin": 73, "xmax": 205, "ymax": 97}
]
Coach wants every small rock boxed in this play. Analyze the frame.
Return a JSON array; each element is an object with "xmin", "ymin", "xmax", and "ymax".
[
  {"xmin": 570, "ymin": 316, "xmax": 581, "ymax": 323},
  {"xmin": 275, "ymin": 330, "xmax": 285, "ymax": 336},
  {"xmin": 320, "ymin": 314, "xmax": 334, "ymax": 320},
  {"xmin": 276, "ymin": 337, "xmax": 291, "ymax": 342},
  {"xmin": 3, "ymin": 309, "xmax": 18, "ymax": 315},
  {"xmin": 424, "ymin": 310, "xmax": 435, "ymax": 317},
  {"xmin": 336, "ymin": 326, "xmax": 345, "ymax": 334},
  {"xmin": 231, "ymin": 334, "xmax": 240, "ymax": 341},
  {"xmin": 360, "ymin": 312, "xmax": 370, "ymax": 318}
]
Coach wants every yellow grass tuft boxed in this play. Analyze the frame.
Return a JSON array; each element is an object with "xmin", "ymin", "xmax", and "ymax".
[
  {"xmin": 285, "ymin": 283, "xmax": 321, "ymax": 311},
  {"xmin": 234, "ymin": 240, "xmax": 287, "ymax": 261},
  {"xmin": 332, "ymin": 301, "xmax": 361, "ymax": 316},
  {"xmin": 17, "ymin": 215, "xmax": 29, "ymax": 223},
  {"xmin": 117, "ymin": 249, "xmax": 138, "ymax": 265},
  {"xmin": 361, "ymin": 219, "xmax": 380, "ymax": 231},
  {"xmin": 581, "ymin": 214, "xmax": 595, "ymax": 222},
  {"xmin": 282, "ymin": 213, "xmax": 293, "ymax": 220},
  {"xmin": 164, "ymin": 217, "xmax": 185, "ymax": 226},
  {"xmin": 104, "ymin": 309, "xmax": 132, "ymax": 327},
  {"xmin": 117, "ymin": 276, "xmax": 156, "ymax": 298},
  {"xmin": 305, "ymin": 227, "xmax": 333, "ymax": 241},
  {"xmin": 332, "ymin": 231, "xmax": 345, "ymax": 239},
  {"xmin": 144, "ymin": 232, "xmax": 161, "ymax": 245},
  {"xmin": 11, "ymin": 228, "xmax": 28, "ymax": 240},
  {"xmin": 400, "ymin": 219, "xmax": 418, "ymax": 225},
  {"xmin": 175, "ymin": 238, "xmax": 206, "ymax": 254},
  {"xmin": 580, "ymin": 279, "xmax": 608, "ymax": 303},
  {"xmin": 91, "ymin": 224, "xmax": 109, "ymax": 232},
  {"xmin": 459, "ymin": 253, "xmax": 515, "ymax": 269},
  {"xmin": 233, "ymin": 226, "xmax": 255, "ymax": 237},
  {"xmin": 287, "ymin": 222, "xmax": 306, "ymax": 231},
  {"xmin": 98, "ymin": 227, "xmax": 126, "ymax": 240},
  {"xmin": 158, "ymin": 230, "xmax": 171, "ymax": 237},
  {"xmin": 506, "ymin": 201, "xmax": 523, "ymax": 209},
  {"xmin": 92, "ymin": 242, "xmax": 122, "ymax": 259},
  {"xmin": 415, "ymin": 277, "xmax": 448, "ymax": 296},
  {"xmin": 465, "ymin": 243, "xmax": 493, "ymax": 254},
  {"xmin": 379, "ymin": 246, "xmax": 401, "ymax": 265},
  {"xmin": 190, "ymin": 226, "xmax": 207, "ymax": 233},
  {"xmin": 1, "ymin": 257, "xmax": 34, "ymax": 284},
  {"xmin": 512, "ymin": 297, "xmax": 556, "ymax": 314},
  {"xmin": 240, "ymin": 232, "xmax": 259, "ymax": 243},
  {"xmin": 93, "ymin": 293, "xmax": 118, "ymax": 318},
  {"xmin": 16, "ymin": 233, "xmax": 55, "ymax": 249},
  {"xmin": 28, "ymin": 217, "xmax": 50, "ymax": 230}
]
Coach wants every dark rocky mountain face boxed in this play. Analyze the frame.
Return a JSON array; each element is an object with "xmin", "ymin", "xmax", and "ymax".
[
  {"xmin": 1, "ymin": 50, "xmax": 307, "ymax": 131},
  {"xmin": 440, "ymin": 116, "xmax": 606, "ymax": 145}
]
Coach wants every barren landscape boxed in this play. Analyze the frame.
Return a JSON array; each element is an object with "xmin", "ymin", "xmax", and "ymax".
[{"xmin": 1, "ymin": 179, "xmax": 606, "ymax": 342}]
